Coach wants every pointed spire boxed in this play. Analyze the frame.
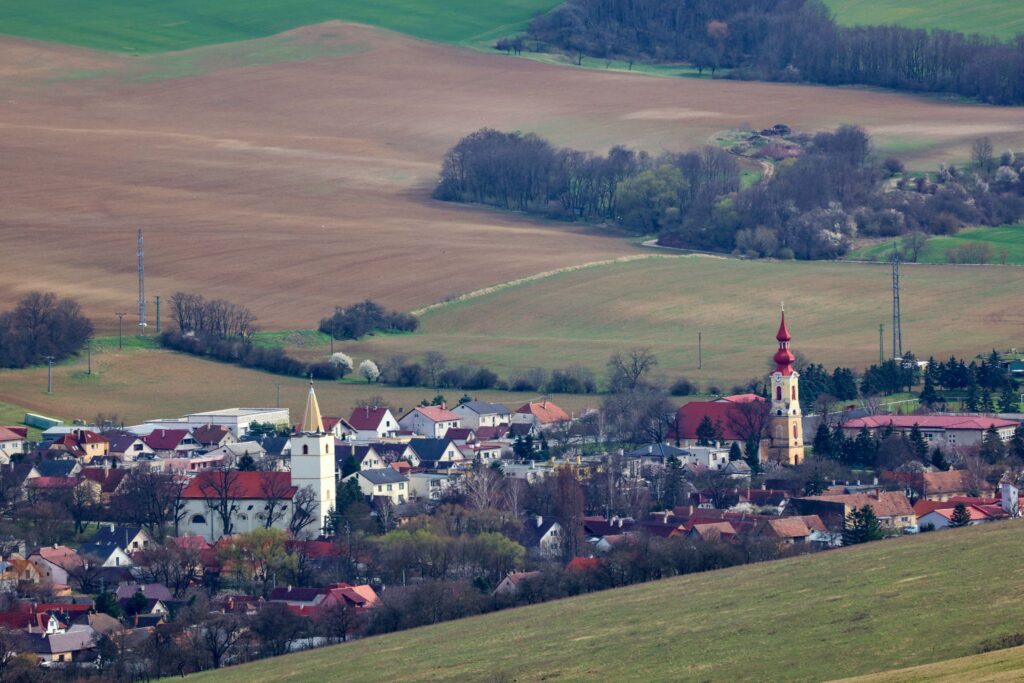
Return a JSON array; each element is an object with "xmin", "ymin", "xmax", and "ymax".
[
  {"xmin": 773, "ymin": 310, "xmax": 795, "ymax": 374},
  {"xmin": 776, "ymin": 309, "xmax": 791, "ymax": 342},
  {"xmin": 301, "ymin": 380, "xmax": 324, "ymax": 433}
]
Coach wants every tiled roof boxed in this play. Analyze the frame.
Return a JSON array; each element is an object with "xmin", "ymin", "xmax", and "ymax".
[
  {"xmin": 409, "ymin": 406, "xmax": 461, "ymax": 423},
  {"xmin": 0, "ymin": 427, "xmax": 23, "ymax": 442},
  {"xmin": 516, "ymin": 401, "xmax": 570, "ymax": 424},
  {"xmin": 181, "ymin": 471, "xmax": 297, "ymax": 500},
  {"xmin": 671, "ymin": 400, "xmax": 766, "ymax": 441},
  {"xmin": 27, "ymin": 476, "xmax": 77, "ymax": 489},
  {"xmin": 800, "ymin": 491, "xmax": 915, "ymax": 518},
  {"xmin": 33, "ymin": 460, "xmax": 78, "ymax": 478},
  {"xmin": 458, "ymin": 401, "xmax": 508, "ymax": 415},
  {"xmin": 921, "ymin": 470, "xmax": 973, "ymax": 495},
  {"xmin": 845, "ymin": 415, "xmax": 1019, "ymax": 431},
  {"xmin": 143, "ymin": 429, "xmax": 193, "ymax": 451},
  {"xmin": 347, "ymin": 407, "xmax": 391, "ymax": 431},
  {"xmin": 357, "ymin": 469, "xmax": 408, "ymax": 485},
  {"xmin": 192, "ymin": 425, "xmax": 231, "ymax": 445},
  {"xmin": 80, "ymin": 467, "xmax": 128, "ymax": 493}
]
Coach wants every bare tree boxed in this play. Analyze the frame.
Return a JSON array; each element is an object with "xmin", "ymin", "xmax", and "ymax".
[
  {"xmin": 727, "ymin": 399, "xmax": 771, "ymax": 463},
  {"xmin": 67, "ymin": 554, "xmax": 105, "ymax": 593},
  {"xmin": 259, "ymin": 475, "xmax": 294, "ymax": 529},
  {"xmin": 289, "ymin": 486, "xmax": 318, "ymax": 538},
  {"xmin": 904, "ymin": 230, "xmax": 929, "ymax": 262},
  {"xmin": 972, "ymin": 137, "xmax": 995, "ymax": 175},
  {"xmin": 317, "ymin": 601, "xmax": 362, "ymax": 643},
  {"xmin": 554, "ymin": 466, "xmax": 585, "ymax": 561},
  {"xmin": 197, "ymin": 468, "xmax": 241, "ymax": 538},
  {"xmin": 607, "ymin": 348, "xmax": 658, "ymax": 391},
  {"xmin": 196, "ymin": 613, "xmax": 245, "ymax": 670},
  {"xmin": 113, "ymin": 469, "xmax": 187, "ymax": 541},
  {"xmin": 463, "ymin": 466, "xmax": 504, "ymax": 510},
  {"xmin": 422, "ymin": 351, "xmax": 449, "ymax": 389}
]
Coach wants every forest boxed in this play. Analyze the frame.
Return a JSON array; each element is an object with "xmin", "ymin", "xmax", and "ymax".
[
  {"xmin": 435, "ymin": 126, "xmax": 1024, "ymax": 259},
  {"xmin": 523, "ymin": 0, "xmax": 1024, "ymax": 105}
]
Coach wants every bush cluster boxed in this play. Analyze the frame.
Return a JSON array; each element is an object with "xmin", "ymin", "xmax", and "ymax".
[
  {"xmin": 319, "ymin": 300, "xmax": 418, "ymax": 340},
  {"xmin": 0, "ymin": 292, "xmax": 93, "ymax": 368}
]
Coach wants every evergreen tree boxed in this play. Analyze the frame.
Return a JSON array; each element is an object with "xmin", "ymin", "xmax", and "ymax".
[
  {"xmin": 95, "ymin": 592, "xmax": 122, "ymax": 618},
  {"xmin": 965, "ymin": 373, "xmax": 980, "ymax": 412},
  {"xmin": 728, "ymin": 441, "xmax": 743, "ymax": 461},
  {"xmin": 930, "ymin": 445, "xmax": 949, "ymax": 471},
  {"xmin": 918, "ymin": 373, "xmax": 940, "ymax": 407},
  {"xmin": 999, "ymin": 386, "xmax": 1019, "ymax": 414},
  {"xmin": 803, "ymin": 467, "xmax": 826, "ymax": 496},
  {"xmin": 340, "ymin": 454, "xmax": 360, "ymax": 478},
  {"xmin": 664, "ymin": 455, "xmax": 683, "ymax": 508},
  {"xmin": 842, "ymin": 505, "xmax": 885, "ymax": 545},
  {"xmin": 831, "ymin": 367, "xmax": 858, "ymax": 401},
  {"xmin": 696, "ymin": 416, "xmax": 716, "ymax": 446},
  {"xmin": 1011, "ymin": 423, "xmax": 1024, "ymax": 462},
  {"xmin": 980, "ymin": 424, "xmax": 1005, "ymax": 463},
  {"xmin": 237, "ymin": 454, "xmax": 257, "ymax": 471},
  {"xmin": 980, "ymin": 390, "xmax": 995, "ymax": 414},
  {"xmin": 948, "ymin": 502, "xmax": 972, "ymax": 528},
  {"xmin": 907, "ymin": 424, "xmax": 928, "ymax": 461},
  {"xmin": 813, "ymin": 422, "xmax": 833, "ymax": 458},
  {"xmin": 852, "ymin": 427, "xmax": 877, "ymax": 468}
]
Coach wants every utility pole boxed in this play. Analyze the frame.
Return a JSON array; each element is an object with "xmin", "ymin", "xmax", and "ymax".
[
  {"xmin": 275, "ymin": 384, "xmax": 281, "ymax": 408},
  {"xmin": 45, "ymin": 356, "xmax": 54, "ymax": 394},
  {"xmin": 116, "ymin": 312, "xmax": 126, "ymax": 350},
  {"xmin": 155, "ymin": 295, "xmax": 161, "ymax": 334},
  {"xmin": 87, "ymin": 339, "xmax": 92, "ymax": 375},
  {"xmin": 879, "ymin": 323, "xmax": 884, "ymax": 365},
  {"xmin": 892, "ymin": 244, "xmax": 903, "ymax": 359},
  {"xmin": 137, "ymin": 230, "xmax": 147, "ymax": 335},
  {"xmin": 698, "ymin": 331, "xmax": 703, "ymax": 370}
]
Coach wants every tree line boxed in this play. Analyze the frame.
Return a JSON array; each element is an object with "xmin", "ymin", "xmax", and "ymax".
[
  {"xmin": 436, "ymin": 126, "xmax": 1024, "ymax": 259},
  {"xmin": 318, "ymin": 300, "xmax": 418, "ymax": 340},
  {"xmin": 0, "ymin": 292, "xmax": 92, "ymax": 368},
  {"xmin": 525, "ymin": 0, "xmax": 1024, "ymax": 105}
]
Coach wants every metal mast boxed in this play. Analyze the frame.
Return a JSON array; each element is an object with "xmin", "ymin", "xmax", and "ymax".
[
  {"xmin": 891, "ymin": 244, "xmax": 902, "ymax": 359},
  {"xmin": 137, "ymin": 229, "xmax": 147, "ymax": 334}
]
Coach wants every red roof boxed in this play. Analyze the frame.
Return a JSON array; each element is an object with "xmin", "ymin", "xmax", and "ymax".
[
  {"xmin": 410, "ymin": 406, "xmax": 461, "ymax": 423},
  {"xmin": 26, "ymin": 476, "xmax": 77, "ymax": 489},
  {"xmin": 170, "ymin": 535, "xmax": 211, "ymax": 550},
  {"xmin": 516, "ymin": 401, "xmax": 570, "ymax": 424},
  {"xmin": 0, "ymin": 427, "xmax": 24, "ymax": 442},
  {"xmin": 181, "ymin": 471, "xmax": 297, "ymax": 500},
  {"xmin": 348, "ymin": 407, "xmax": 390, "ymax": 431},
  {"xmin": 845, "ymin": 415, "xmax": 1019, "ymax": 431},
  {"xmin": 80, "ymin": 467, "xmax": 128, "ymax": 493},
  {"xmin": 143, "ymin": 429, "xmax": 193, "ymax": 451},
  {"xmin": 192, "ymin": 425, "xmax": 231, "ymax": 445},
  {"xmin": 774, "ymin": 311, "xmax": 795, "ymax": 375},
  {"xmin": 566, "ymin": 557, "xmax": 602, "ymax": 572},
  {"xmin": 671, "ymin": 399, "xmax": 765, "ymax": 441}
]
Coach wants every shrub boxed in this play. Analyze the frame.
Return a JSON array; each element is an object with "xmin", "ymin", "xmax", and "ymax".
[
  {"xmin": 319, "ymin": 300, "xmax": 418, "ymax": 340},
  {"xmin": 946, "ymin": 242, "xmax": 994, "ymax": 264},
  {"xmin": 359, "ymin": 359, "xmax": 380, "ymax": 383},
  {"xmin": 547, "ymin": 365, "xmax": 597, "ymax": 394},
  {"xmin": 330, "ymin": 352, "xmax": 354, "ymax": 378},
  {"xmin": 0, "ymin": 292, "xmax": 93, "ymax": 368},
  {"xmin": 670, "ymin": 377, "xmax": 698, "ymax": 396}
]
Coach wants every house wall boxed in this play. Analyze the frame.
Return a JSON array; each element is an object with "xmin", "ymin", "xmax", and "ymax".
[
  {"xmin": 29, "ymin": 558, "xmax": 70, "ymax": 585},
  {"xmin": 181, "ymin": 497, "xmax": 293, "ymax": 542},
  {"xmin": 185, "ymin": 409, "xmax": 290, "ymax": 438},
  {"xmin": 348, "ymin": 474, "xmax": 408, "ymax": 504},
  {"xmin": 400, "ymin": 413, "xmax": 460, "ymax": 438}
]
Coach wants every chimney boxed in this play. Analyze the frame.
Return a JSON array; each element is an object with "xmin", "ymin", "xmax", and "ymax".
[
  {"xmin": 109, "ymin": 523, "xmax": 115, "ymax": 532},
  {"xmin": 873, "ymin": 477, "xmax": 879, "ymax": 486},
  {"xmin": 535, "ymin": 515, "xmax": 544, "ymax": 528}
]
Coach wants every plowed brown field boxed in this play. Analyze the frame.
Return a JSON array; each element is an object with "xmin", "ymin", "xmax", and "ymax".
[{"xmin": 2, "ymin": 22, "xmax": 1023, "ymax": 332}]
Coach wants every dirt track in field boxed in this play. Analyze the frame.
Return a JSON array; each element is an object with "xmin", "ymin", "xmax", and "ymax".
[{"xmin": 2, "ymin": 22, "xmax": 1023, "ymax": 331}]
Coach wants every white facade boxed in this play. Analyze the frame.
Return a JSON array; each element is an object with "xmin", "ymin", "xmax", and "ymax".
[
  {"xmin": 181, "ymin": 496, "xmax": 293, "ymax": 540},
  {"xmin": 185, "ymin": 408, "xmax": 290, "ymax": 438},
  {"xmin": 400, "ymin": 409, "xmax": 461, "ymax": 438},
  {"xmin": 681, "ymin": 446, "xmax": 731, "ymax": 471},
  {"xmin": 452, "ymin": 403, "xmax": 511, "ymax": 429},
  {"xmin": 289, "ymin": 431, "xmax": 335, "ymax": 537},
  {"xmin": 408, "ymin": 473, "xmax": 458, "ymax": 501}
]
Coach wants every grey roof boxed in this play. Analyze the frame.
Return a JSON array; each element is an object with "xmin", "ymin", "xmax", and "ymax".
[
  {"xmin": 77, "ymin": 542, "xmax": 122, "ymax": 561},
  {"xmin": 34, "ymin": 460, "xmax": 78, "ymax": 478},
  {"xmin": 29, "ymin": 628, "xmax": 96, "ymax": 654},
  {"xmin": 520, "ymin": 517, "xmax": 559, "ymax": 548},
  {"xmin": 260, "ymin": 436, "xmax": 290, "ymax": 456},
  {"xmin": 103, "ymin": 431, "xmax": 143, "ymax": 453},
  {"xmin": 407, "ymin": 438, "xmax": 451, "ymax": 462},
  {"xmin": 115, "ymin": 582, "xmax": 172, "ymax": 602},
  {"xmin": 358, "ymin": 469, "xmax": 408, "ymax": 485},
  {"xmin": 90, "ymin": 525, "xmax": 146, "ymax": 549},
  {"xmin": 458, "ymin": 401, "xmax": 510, "ymax": 416}
]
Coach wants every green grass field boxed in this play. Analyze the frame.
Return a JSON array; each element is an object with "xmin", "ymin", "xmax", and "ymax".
[
  {"xmin": 823, "ymin": 0, "xmax": 1024, "ymax": 40},
  {"xmin": 329, "ymin": 255, "xmax": 1024, "ymax": 388},
  {"xmin": 184, "ymin": 520, "xmax": 1024, "ymax": 682},
  {"xmin": 850, "ymin": 225, "xmax": 1024, "ymax": 265},
  {"xmin": 0, "ymin": 0, "xmax": 558, "ymax": 53},
  {"xmin": 840, "ymin": 645, "xmax": 1024, "ymax": 682}
]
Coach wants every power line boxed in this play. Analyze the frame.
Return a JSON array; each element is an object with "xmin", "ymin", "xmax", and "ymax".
[{"xmin": 892, "ymin": 245, "xmax": 903, "ymax": 359}]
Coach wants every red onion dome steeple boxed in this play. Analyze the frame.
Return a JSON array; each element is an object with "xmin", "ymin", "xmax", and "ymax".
[{"xmin": 773, "ymin": 310, "xmax": 795, "ymax": 375}]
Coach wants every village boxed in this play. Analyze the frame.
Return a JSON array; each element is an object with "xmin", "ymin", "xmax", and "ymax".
[{"xmin": 0, "ymin": 312, "xmax": 1022, "ymax": 675}]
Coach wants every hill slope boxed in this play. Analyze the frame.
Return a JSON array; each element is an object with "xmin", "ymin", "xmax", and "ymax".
[
  {"xmin": 0, "ymin": 0, "xmax": 558, "ymax": 52},
  {"xmin": 823, "ymin": 0, "xmax": 1024, "ymax": 40},
  {"xmin": 838, "ymin": 645, "xmax": 1024, "ymax": 682},
  {"xmin": 187, "ymin": 521, "xmax": 1024, "ymax": 682}
]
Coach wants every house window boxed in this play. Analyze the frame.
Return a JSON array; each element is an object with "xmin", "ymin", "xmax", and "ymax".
[
  {"xmin": 191, "ymin": 514, "xmax": 206, "ymax": 525},
  {"xmin": 776, "ymin": 386, "xmax": 782, "ymax": 400},
  {"xmin": 387, "ymin": 484, "xmax": 393, "ymax": 491},
  {"xmin": 791, "ymin": 386, "xmax": 796, "ymax": 400},
  {"xmin": 302, "ymin": 445, "xmax": 309, "ymax": 455}
]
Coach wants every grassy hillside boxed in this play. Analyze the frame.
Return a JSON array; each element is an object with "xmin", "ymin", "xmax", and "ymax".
[
  {"xmin": 823, "ymin": 0, "xmax": 1024, "ymax": 40},
  {"xmin": 186, "ymin": 521, "xmax": 1024, "ymax": 682},
  {"xmin": 850, "ymin": 225, "xmax": 1024, "ymax": 265},
  {"xmin": 839, "ymin": 645, "xmax": 1024, "ymax": 682},
  {"xmin": 335, "ymin": 256, "xmax": 1024, "ymax": 387},
  {"xmin": 0, "ymin": 0, "xmax": 558, "ymax": 52}
]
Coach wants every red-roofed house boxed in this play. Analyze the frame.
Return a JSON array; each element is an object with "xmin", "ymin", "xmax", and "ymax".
[
  {"xmin": 143, "ymin": 429, "xmax": 200, "ymax": 455},
  {"xmin": 79, "ymin": 467, "xmax": 129, "ymax": 503},
  {"xmin": 0, "ymin": 427, "xmax": 26, "ymax": 461},
  {"xmin": 669, "ymin": 396, "xmax": 768, "ymax": 457},
  {"xmin": 48, "ymin": 430, "xmax": 109, "ymax": 462},
  {"xmin": 29, "ymin": 546, "xmax": 82, "ymax": 585},
  {"xmin": 399, "ymin": 406, "xmax": 462, "ymax": 438},
  {"xmin": 843, "ymin": 415, "xmax": 1019, "ymax": 448},
  {"xmin": 918, "ymin": 503, "xmax": 1010, "ymax": 529},
  {"xmin": 268, "ymin": 582, "xmax": 378, "ymax": 616},
  {"xmin": 347, "ymin": 407, "xmax": 398, "ymax": 440},
  {"xmin": 192, "ymin": 425, "xmax": 236, "ymax": 449},
  {"xmin": 513, "ymin": 401, "xmax": 571, "ymax": 429},
  {"xmin": 322, "ymin": 417, "xmax": 356, "ymax": 440},
  {"xmin": 180, "ymin": 471, "xmax": 299, "ymax": 541}
]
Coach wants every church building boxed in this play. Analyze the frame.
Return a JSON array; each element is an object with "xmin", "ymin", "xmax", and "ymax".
[
  {"xmin": 767, "ymin": 310, "xmax": 804, "ymax": 465},
  {"xmin": 180, "ymin": 382, "xmax": 336, "ymax": 541}
]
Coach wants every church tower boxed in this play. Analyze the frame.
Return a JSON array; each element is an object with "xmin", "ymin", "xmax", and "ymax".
[
  {"xmin": 768, "ymin": 309, "xmax": 804, "ymax": 465},
  {"xmin": 289, "ymin": 381, "xmax": 335, "ymax": 537}
]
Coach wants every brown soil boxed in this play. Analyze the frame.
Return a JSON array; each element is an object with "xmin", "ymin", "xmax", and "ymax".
[{"xmin": 2, "ymin": 22, "xmax": 1023, "ymax": 332}]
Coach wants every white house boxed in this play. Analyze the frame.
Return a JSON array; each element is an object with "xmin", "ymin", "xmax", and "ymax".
[
  {"xmin": 408, "ymin": 472, "xmax": 459, "ymax": 501},
  {"xmin": 0, "ymin": 427, "xmax": 26, "ymax": 461},
  {"xmin": 347, "ymin": 407, "xmax": 399, "ymax": 440},
  {"xmin": 343, "ymin": 469, "xmax": 409, "ymax": 505},
  {"xmin": 679, "ymin": 446, "xmax": 731, "ymax": 471},
  {"xmin": 77, "ymin": 543, "xmax": 133, "ymax": 569},
  {"xmin": 399, "ymin": 406, "xmax": 462, "ymax": 438},
  {"xmin": 29, "ymin": 546, "xmax": 81, "ymax": 585},
  {"xmin": 519, "ymin": 515, "xmax": 564, "ymax": 558},
  {"xmin": 452, "ymin": 401, "xmax": 511, "ymax": 429}
]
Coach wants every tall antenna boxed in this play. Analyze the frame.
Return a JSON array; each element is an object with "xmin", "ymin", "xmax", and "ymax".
[
  {"xmin": 891, "ymin": 243, "xmax": 902, "ymax": 359},
  {"xmin": 137, "ymin": 229, "xmax": 147, "ymax": 335}
]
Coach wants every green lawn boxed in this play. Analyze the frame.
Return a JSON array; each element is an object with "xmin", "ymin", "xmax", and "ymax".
[
  {"xmin": 850, "ymin": 225, "xmax": 1024, "ymax": 265},
  {"xmin": 0, "ymin": 0, "xmax": 559, "ymax": 53},
  {"xmin": 185, "ymin": 520, "xmax": 1024, "ymax": 682},
  {"xmin": 840, "ymin": 645, "xmax": 1024, "ymax": 682},
  {"xmin": 823, "ymin": 0, "xmax": 1024, "ymax": 40},
  {"xmin": 0, "ymin": 402, "xmax": 47, "ymax": 441}
]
